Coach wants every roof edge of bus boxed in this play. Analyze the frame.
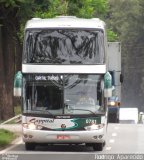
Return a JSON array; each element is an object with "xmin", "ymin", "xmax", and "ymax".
[{"xmin": 25, "ymin": 16, "xmax": 105, "ymax": 30}]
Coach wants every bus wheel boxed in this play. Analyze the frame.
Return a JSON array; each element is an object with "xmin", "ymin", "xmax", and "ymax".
[
  {"xmin": 93, "ymin": 143, "xmax": 103, "ymax": 151},
  {"xmin": 25, "ymin": 142, "xmax": 36, "ymax": 150}
]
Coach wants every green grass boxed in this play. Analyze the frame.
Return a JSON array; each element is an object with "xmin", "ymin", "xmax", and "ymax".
[
  {"xmin": 0, "ymin": 129, "xmax": 16, "ymax": 148},
  {"xmin": 14, "ymin": 106, "xmax": 22, "ymax": 115},
  {"xmin": 0, "ymin": 120, "xmax": 4, "ymax": 124}
]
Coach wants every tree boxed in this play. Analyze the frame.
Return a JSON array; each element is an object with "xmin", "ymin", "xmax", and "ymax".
[
  {"xmin": 107, "ymin": 0, "xmax": 139, "ymax": 41},
  {"xmin": 0, "ymin": 0, "xmax": 50, "ymax": 120},
  {"xmin": 68, "ymin": 0, "xmax": 108, "ymax": 18},
  {"xmin": 33, "ymin": 0, "xmax": 108, "ymax": 18},
  {"xmin": 0, "ymin": 0, "xmax": 23, "ymax": 120}
]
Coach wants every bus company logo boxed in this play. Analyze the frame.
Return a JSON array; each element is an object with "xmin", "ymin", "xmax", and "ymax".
[
  {"xmin": 29, "ymin": 118, "xmax": 54, "ymax": 124},
  {"xmin": 61, "ymin": 124, "xmax": 66, "ymax": 129}
]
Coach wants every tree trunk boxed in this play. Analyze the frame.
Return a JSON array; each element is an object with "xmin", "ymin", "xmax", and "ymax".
[
  {"xmin": 0, "ymin": 25, "xmax": 4, "ymax": 120},
  {"xmin": 0, "ymin": 25, "xmax": 15, "ymax": 120}
]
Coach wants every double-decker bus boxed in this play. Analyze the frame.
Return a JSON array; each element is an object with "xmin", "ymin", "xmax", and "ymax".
[{"xmin": 14, "ymin": 16, "xmax": 112, "ymax": 151}]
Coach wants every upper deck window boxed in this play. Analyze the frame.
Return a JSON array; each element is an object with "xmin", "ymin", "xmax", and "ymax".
[{"xmin": 23, "ymin": 29, "xmax": 105, "ymax": 64}]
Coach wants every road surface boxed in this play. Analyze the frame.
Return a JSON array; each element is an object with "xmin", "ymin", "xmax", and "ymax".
[{"xmin": 0, "ymin": 124, "xmax": 144, "ymax": 160}]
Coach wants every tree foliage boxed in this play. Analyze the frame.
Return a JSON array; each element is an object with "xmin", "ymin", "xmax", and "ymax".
[
  {"xmin": 68, "ymin": 0, "xmax": 108, "ymax": 18},
  {"xmin": 107, "ymin": 29, "xmax": 118, "ymax": 42},
  {"xmin": 107, "ymin": 0, "xmax": 144, "ymax": 109},
  {"xmin": 33, "ymin": 0, "xmax": 108, "ymax": 18},
  {"xmin": 0, "ymin": 0, "xmax": 24, "ymax": 7},
  {"xmin": 107, "ymin": 0, "xmax": 140, "ymax": 42}
]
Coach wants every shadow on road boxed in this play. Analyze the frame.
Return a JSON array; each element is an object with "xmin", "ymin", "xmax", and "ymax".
[{"xmin": 34, "ymin": 144, "xmax": 95, "ymax": 152}]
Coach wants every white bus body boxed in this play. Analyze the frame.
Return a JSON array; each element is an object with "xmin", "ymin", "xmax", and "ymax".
[{"xmin": 20, "ymin": 16, "xmax": 110, "ymax": 151}]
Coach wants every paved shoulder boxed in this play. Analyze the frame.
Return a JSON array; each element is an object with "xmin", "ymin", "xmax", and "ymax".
[{"xmin": 0, "ymin": 124, "xmax": 22, "ymax": 133}]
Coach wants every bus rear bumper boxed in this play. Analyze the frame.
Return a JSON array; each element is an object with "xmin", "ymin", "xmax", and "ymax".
[{"xmin": 22, "ymin": 128, "xmax": 106, "ymax": 144}]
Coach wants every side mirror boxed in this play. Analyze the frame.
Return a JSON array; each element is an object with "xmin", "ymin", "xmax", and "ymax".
[
  {"xmin": 104, "ymin": 72, "xmax": 112, "ymax": 98},
  {"xmin": 14, "ymin": 71, "xmax": 22, "ymax": 97}
]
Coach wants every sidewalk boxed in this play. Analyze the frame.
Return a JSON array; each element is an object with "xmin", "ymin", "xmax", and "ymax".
[{"xmin": 0, "ymin": 124, "xmax": 22, "ymax": 133}]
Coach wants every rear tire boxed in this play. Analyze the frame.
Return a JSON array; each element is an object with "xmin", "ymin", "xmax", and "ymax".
[
  {"xmin": 25, "ymin": 142, "xmax": 36, "ymax": 150},
  {"xmin": 93, "ymin": 143, "xmax": 104, "ymax": 151}
]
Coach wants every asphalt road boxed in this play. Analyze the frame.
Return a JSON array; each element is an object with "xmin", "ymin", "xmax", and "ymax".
[{"xmin": 1, "ymin": 124, "xmax": 144, "ymax": 160}]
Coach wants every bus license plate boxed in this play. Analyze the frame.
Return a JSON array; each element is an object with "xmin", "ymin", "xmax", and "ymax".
[{"xmin": 57, "ymin": 135, "xmax": 70, "ymax": 140}]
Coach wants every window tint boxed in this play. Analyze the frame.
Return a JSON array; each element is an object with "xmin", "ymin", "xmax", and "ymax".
[{"xmin": 23, "ymin": 29, "xmax": 105, "ymax": 64}]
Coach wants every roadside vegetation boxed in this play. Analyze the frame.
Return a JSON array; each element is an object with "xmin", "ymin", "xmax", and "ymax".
[
  {"xmin": 14, "ymin": 105, "xmax": 22, "ymax": 116},
  {"xmin": 0, "ymin": 129, "xmax": 16, "ymax": 149}
]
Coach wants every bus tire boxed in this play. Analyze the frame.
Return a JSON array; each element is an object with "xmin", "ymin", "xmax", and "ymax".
[
  {"xmin": 25, "ymin": 142, "xmax": 36, "ymax": 150},
  {"xmin": 93, "ymin": 143, "xmax": 103, "ymax": 151}
]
